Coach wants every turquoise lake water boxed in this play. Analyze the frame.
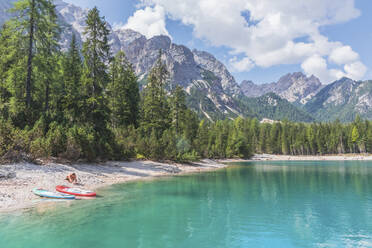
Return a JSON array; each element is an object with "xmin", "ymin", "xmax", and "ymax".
[{"xmin": 1, "ymin": 161, "xmax": 372, "ymax": 248}]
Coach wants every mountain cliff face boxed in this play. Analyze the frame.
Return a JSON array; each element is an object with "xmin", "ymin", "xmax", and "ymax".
[
  {"xmin": 305, "ymin": 78, "xmax": 372, "ymax": 122},
  {"xmin": 192, "ymin": 49, "xmax": 241, "ymax": 96},
  {"xmin": 241, "ymin": 72, "xmax": 323, "ymax": 104}
]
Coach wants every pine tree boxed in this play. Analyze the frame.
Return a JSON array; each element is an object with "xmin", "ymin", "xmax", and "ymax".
[
  {"xmin": 366, "ymin": 125, "xmax": 372, "ymax": 153},
  {"xmin": 306, "ymin": 124, "xmax": 317, "ymax": 154},
  {"xmin": 281, "ymin": 121, "xmax": 289, "ymax": 155},
  {"xmin": 351, "ymin": 125, "xmax": 360, "ymax": 153},
  {"xmin": 258, "ymin": 124, "xmax": 268, "ymax": 153},
  {"xmin": 0, "ymin": 23, "xmax": 21, "ymax": 120},
  {"xmin": 140, "ymin": 52, "xmax": 170, "ymax": 137},
  {"xmin": 181, "ymin": 109, "xmax": 199, "ymax": 145},
  {"xmin": 162, "ymin": 129, "xmax": 177, "ymax": 160},
  {"xmin": 82, "ymin": 8, "xmax": 110, "ymax": 122},
  {"xmin": 148, "ymin": 128, "xmax": 164, "ymax": 159},
  {"xmin": 81, "ymin": 6, "xmax": 113, "ymax": 156},
  {"xmin": 226, "ymin": 118, "xmax": 251, "ymax": 158},
  {"xmin": 195, "ymin": 120, "xmax": 209, "ymax": 157},
  {"xmin": 81, "ymin": 7, "xmax": 111, "ymax": 126},
  {"xmin": 249, "ymin": 118, "xmax": 259, "ymax": 153},
  {"xmin": 269, "ymin": 123, "xmax": 281, "ymax": 154},
  {"xmin": 10, "ymin": 0, "xmax": 52, "ymax": 108},
  {"xmin": 108, "ymin": 51, "xmax": 139, "ymax": 128},
  {"xmin": 170, "ymin": 85, "xmax": 187, "ymax": 134},
  {"xmin": 213, "ymin": 121, "xmax": 228, "ymax": 158},
  {"xmin": 2, "ymin": 0, "xmax": 61, "ymax": 126},
  {"xmin": 35, "ymin": 0, "xmax": 60, "ymax": 114},
  {"xmin": 62, "ymin": 34, "xmax": 82, "ymax": 123}
]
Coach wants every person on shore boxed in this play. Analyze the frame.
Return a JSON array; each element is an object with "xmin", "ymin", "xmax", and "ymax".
[{"xmin": 65, "ymin": 173, "xmax": 78, "ymax": 184}]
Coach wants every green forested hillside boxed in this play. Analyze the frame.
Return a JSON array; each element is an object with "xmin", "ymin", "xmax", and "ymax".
[{"xmin": 237, "ymin": 93, "xmax": 315, "ymax": 122}]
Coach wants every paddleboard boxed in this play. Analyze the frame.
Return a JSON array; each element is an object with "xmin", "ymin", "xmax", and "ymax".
[
  {"xmin": 56, "ymin": 185, "xmax": 96, "ymax": 197},
  {"xmin": 32, "ymin": 188, "xmax": 75, "ymax": 199}
]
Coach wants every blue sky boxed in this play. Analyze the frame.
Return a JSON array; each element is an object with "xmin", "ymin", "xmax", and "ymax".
[{"xmin": 65, "ymin": 0, "xmax": 372, "ymax": 84}]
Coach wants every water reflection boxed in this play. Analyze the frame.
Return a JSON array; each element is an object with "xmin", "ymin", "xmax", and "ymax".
[{"xmin": 0, "ymin": 161, "xmax": 371, "ymax": 248}]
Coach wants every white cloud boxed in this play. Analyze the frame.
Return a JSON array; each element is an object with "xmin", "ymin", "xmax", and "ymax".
[
  {"xmin": 229, "ymin": 57, "xmax": 255, "ymax": 72},
  {"xmin": 344, "ymin": 61, "xmax": 367, "ymax": 80},
  {"xmin": 329, "ymin": 46, "xmax": 359, "ymax": 65},
  {"xmin": 136, "ymin": 0, "xmax": 365, "ymax": 83},
  {"xmin": 124, "ymin": 5, "xmax": 170, "ymax": 39},
  {"xmin": 253, "ymin": 41, "xmax": 314, "ymax": 67},
  {"xmin": 301, "ymin": 55, "xmax": 340, "ymax": 83},
  {"xmin": 302, "ymin": 55, "xmax": 367, "ymax": 82},
  {"xmin": 113, "ymin": 21, "xmax": 125, "ymax": 30}
]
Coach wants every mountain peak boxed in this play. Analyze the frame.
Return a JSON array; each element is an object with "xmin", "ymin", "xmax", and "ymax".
[
  {"xmin": 115, "ymin": 28, "xmax": 146, "ymax": 48},
  {"xmin": 281, "ymin": 72, "xmax": 306, "ymax": 80},
  {"xmin": 115, "ymin": 28, "xmax": 143, "ymax": 37},
  {"xmin": 329, "ymin": 77, "xmax": 356, "ymax": 89},
  {"xmin": 145, "ymin": 35, "xmax": 171, "ymax": 51},
  {"xmin": 292, "ymin": 71, "xmax": 307, "ymax": 78},
  {"xmin": 338, "ymin": 77, "xmax": 354, "ymax": 83},
  {"xmin": 241, "ymin": 72, "xmax": 323, "ymax": 104}
]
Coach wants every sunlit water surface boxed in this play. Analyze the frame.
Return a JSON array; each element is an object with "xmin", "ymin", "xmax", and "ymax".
[{"xmin": 1, "ymin": 161, "xmax": 372, "ymax": 248}]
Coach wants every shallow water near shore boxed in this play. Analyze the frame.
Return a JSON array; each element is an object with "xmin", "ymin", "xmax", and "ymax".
[{"xmin": 1, "ymin": 161, "xmax": 372, "ymax": 248}]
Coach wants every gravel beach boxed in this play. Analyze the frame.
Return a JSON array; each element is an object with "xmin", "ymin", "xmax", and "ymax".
[{"xmin": 0, "ymin": 159, "xmax": 227, "ymax": 212}]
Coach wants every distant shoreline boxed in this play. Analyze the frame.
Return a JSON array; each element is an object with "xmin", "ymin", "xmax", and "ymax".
[
  {"xmin": 0, "ymin": 159, "xmax": 227, "ymax": 213},
  {"xmin": 250, "ymin": 154, "xmax": 372, "ymax": 161},
  {"xmin": 219, "ymin": 154, "xmax": 372, "ymax": 163}
]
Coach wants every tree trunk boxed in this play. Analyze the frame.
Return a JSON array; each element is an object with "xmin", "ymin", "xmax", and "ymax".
[
  {"xmin": 26, "ymin": 0, "xmax": 35, "ymax": 107},
  {"xmin": 45, "ymin": 80, "xmax": 49, "ymax": 112}
]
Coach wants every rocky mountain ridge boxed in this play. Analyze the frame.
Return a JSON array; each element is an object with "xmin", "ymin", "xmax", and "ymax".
[
  {"xmin": 305, "ymin": 78, "xmax": 372, "ymax": 122},
  {"xmin": 241, "ymin": 72, "xmax": 324, "ymax": 105}
]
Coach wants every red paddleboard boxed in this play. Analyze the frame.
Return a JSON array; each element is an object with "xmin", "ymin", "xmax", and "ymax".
[{"xmin": 56, "ymin": 185, "xmax": 96, "ymax": 197}]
